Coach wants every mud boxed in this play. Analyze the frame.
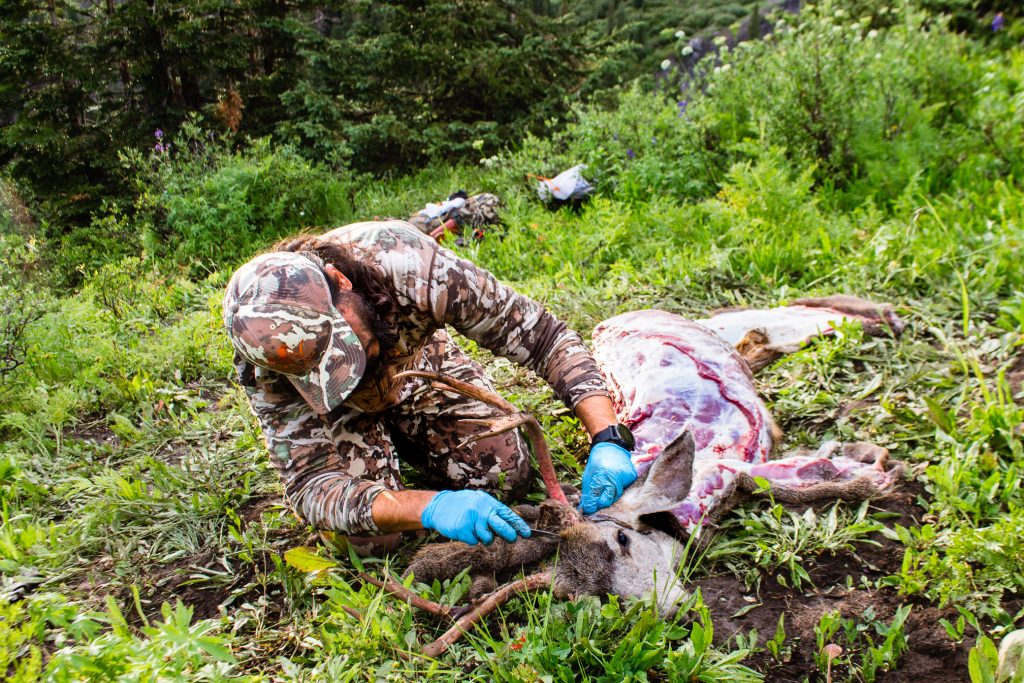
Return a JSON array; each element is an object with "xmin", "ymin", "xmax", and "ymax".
[
  {"xmin": 63, "ymin": 415, "xmax": 120, "ymax": 448},
  {"xmin": 1008, "ymin": 349, "xmax": 1024, "ymax": 404},
  {"xmin": 128, "ymin": 496, "xmax": 302, "ymax": 624},
  {"xmin": 699, "ymin": 480, "xmax": 975, "ymax": 682}
]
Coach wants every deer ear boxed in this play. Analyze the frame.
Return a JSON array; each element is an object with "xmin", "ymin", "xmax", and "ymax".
[{"xmin": 641, "ymin": 431, "xmax": 696, "ymax": 503}]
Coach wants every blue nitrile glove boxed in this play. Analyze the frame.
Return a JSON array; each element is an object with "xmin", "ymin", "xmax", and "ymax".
[
  {"xmin": 580, "ymin": 443, "xmax": 638, "ymax": 515},
  {"xmin": 420, "ymin": 490, "xmax": 532, "ymax": 546}
]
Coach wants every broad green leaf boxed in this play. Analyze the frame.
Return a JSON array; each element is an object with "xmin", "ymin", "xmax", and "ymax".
[
  {"xmin": 284, "ymin": 546, "xmax": 339, "ymax": 573},
  {"xmin": 196, "ymin": 637, "xmax": 236, "ymax": 663}
]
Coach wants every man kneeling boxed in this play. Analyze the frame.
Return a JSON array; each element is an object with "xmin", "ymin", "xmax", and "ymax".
[{"xmin": 222, "ymin": 221, "xmax": 637, "ymax": 552}]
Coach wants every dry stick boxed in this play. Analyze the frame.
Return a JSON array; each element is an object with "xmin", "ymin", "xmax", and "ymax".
[
  {"xmin": 393, "ymin": 370, "xmax": 571, "ymax": 508},
  {"xmin": 422, "ymin": 571, "xmax": 553, "ymax": 658},
  {"xmin": 359, "ymin": 572, "xmax": 453, "ymax": 619}
]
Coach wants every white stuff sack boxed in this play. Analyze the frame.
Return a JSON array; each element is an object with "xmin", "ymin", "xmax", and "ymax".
[
  {"xmin": 418, "ymin": 196, "xmax": 466, "ymax": 220},
  {"xmin": 537, "ymin": 164, "xmax": 594, "ymax": 202}
]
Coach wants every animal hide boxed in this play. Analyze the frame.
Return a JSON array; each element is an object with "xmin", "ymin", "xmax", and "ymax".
[{"xmin": 592, "ymin": 299, "xmax": 904, "ymax": 533}]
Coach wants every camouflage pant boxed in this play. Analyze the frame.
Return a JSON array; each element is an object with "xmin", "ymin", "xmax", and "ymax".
[{"xmin": 324, "ymin": 330, "xmax": 533, "ymax": 553}]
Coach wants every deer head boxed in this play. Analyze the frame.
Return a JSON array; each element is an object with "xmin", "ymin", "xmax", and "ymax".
[{"xmin": 552, "ymin": 431, "xmax": 697, "ymax": 617}]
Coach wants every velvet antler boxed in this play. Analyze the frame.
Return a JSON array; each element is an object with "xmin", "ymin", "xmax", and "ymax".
[
  {"xmin": 393, "ymin": 370, "xmax": 572, "ymax": 508},
  {"xmin": 421, "ymin": 570, "xmax": 552, "ymax": 658},
  {"xmin": 370, "ymin": 372, "xmax": 574, "ymax": 657}
]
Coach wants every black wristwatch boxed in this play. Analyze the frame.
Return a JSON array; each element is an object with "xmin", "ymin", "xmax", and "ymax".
[{"xmin": 591, "ymin": 423, "xmax": 635, "ymax": 451}]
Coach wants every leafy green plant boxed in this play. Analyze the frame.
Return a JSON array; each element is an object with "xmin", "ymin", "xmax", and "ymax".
[
  {"xmin": 707, "ymin": 499, "xmax": 885, "ymax": 589},
  {"xmin": 813, "ymin": 605, "xmax": 911, "ymax": 682},
  {"xmin": 764, "ymin": 613, "xmax": 792, "ymax": 664},
  {"xmin": 970, "ymin": 635, "xmax": 1002, "ymax": 683},
  {"xmin": 121, "ymin": 123, "xmax": 357, "ymax": 272},
  {"xmin": 46, "ymin": 599, "xmax": 248, "ymax": 682},
  {"xmin": 469, "ymin": 589, "xmax": 762, "ymax": 682}
]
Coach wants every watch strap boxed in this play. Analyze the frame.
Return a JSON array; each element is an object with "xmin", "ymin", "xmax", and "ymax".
[{"xmin": 591, "ymin": 424, "xmax": 630, "ymax": 450}]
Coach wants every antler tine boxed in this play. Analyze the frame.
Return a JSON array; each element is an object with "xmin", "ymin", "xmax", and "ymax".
[
  {"xmin": 394, "ymin": 370, "xmax": 516, "ymax": 412},
  {"xmin": 422, "ymin": 570, "xmax": 553, "ymax": 658},
  {"xmin": 456, "ymin": 414, "xmax": 533, "ymax": 449},
  {"xmin": 359, "ymin": 572, "xmax": 454, "ymax": 619},
  {"xmin": 394, "ymin": 370, "xmax": 570, "ymax": 507}
]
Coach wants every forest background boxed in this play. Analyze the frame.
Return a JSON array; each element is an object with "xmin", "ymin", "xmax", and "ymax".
[{"xmin": 1, "ymin": 0, "xmax": 1024, "ymax": 680}]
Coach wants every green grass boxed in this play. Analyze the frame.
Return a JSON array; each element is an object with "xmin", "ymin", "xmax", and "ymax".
[{"xmin": 2, "ymin": 4, "xmax": 1023, "ymax": 681}]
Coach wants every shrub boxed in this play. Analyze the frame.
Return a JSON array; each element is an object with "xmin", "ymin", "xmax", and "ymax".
[
  {"xmin": 689, "ymin": 2, "xmax": 978, "ymax": 206},
  {"xmin": 500, "ymin": 2, "xmax": 987, "ymax": 211},
  {"xmin": 496, "ymin": 85, "xmax": 718, "ymax": 205},
  {"xmin": 120, "ymin": 121, "xmax": 358, "ymax": 273},
  {"xmin": 0, "ymin": 235, "xmax": 49, "ymax": 385}
]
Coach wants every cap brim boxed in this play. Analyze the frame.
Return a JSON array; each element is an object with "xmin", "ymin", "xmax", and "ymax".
[{"xmin": 287, "ymin": 315, "xmax": 367, "ymax": 414}]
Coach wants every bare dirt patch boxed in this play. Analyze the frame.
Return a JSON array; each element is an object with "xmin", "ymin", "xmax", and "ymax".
[
  {"xmin": 63, "ymin": 415, "xmax": 120, "ymax": 448},
  {"xmin": 1008, "ymin": 349, "xmax": 1024, "ymax": 404},
  {"xmin": 127, "ymin": 496, "xmax": 302, "ymax": 624},
  {"xmin": 698, "ymin": 480, "xmax": 973, "ymax": 682}
]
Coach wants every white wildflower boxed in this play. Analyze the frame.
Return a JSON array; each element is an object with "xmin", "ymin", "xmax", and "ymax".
[
  {"xmin": 661, "ymin": 58, "xmax": 672, "ymax": 70},
  {"xmin": 681, "ymin": 45, "xmax": 694, "ymax": 56},
  {"xmin": 675, "ymin": 30, "xmax": 686, "ymax": 39},
  {"xmin": 867, "ymin": 29, "xmax": 878, "ymax": 38}
]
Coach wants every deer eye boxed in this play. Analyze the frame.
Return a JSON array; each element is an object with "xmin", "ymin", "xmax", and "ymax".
[{"xmin": 616, "ymin": 530, "xmax": 629, "ymax": 547}]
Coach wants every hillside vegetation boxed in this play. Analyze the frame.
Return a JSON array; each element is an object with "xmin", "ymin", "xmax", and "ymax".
[{"xmin": 1, "ymin": 0, "xmax": 1023, "ymax": 680}]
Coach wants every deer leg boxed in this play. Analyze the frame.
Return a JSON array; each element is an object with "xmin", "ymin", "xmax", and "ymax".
[
  {"xmin": 394, "ymin": 370, "xmax": 571, "ymax": 508},
  {"xmin": 422, "ymin": 571, "xmax": 553, "ymax": 658},
  {"xmin": 732, "ymin": 442, "xmax": 903, "ymax": 503}
]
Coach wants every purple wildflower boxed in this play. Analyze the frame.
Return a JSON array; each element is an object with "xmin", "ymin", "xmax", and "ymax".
[
  {"xmin": 154, "ymin": 143, "xmax": 164, "ymax": 153},
  {"xmin": 626, "ymin": 148, "xmax": 636, "ymax": 160},
  {"xmin": 677, "ymin": 100, "xmax": 688, "ymax": 117},
  {"xmin": 992, "ymin": 13, "xmax": 1004, "ymax": 32},
  {"xmin": 154, "ymin": 128, "xmax": 164, "ymax": 140}
]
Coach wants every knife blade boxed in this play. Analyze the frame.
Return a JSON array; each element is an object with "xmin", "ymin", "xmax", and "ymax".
[{"xmin": 526, "ymin": 528, "xmax": 562, "ymax": 540}]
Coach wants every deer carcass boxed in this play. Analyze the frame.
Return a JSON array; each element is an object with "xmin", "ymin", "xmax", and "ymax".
[
  {"xmin": 592, "ymin": 302, "xmax": 904, "ymax": 537},
  {"xmin": 402, "ymin": 297, "xmax": 905, "ymax": 650}
]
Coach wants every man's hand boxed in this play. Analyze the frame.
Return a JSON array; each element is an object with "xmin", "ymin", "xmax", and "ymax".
[
  {"xmin": 579, "ymin": 443, "xmax": 637, "ymax": 514},
  {"xmin": 421, "ymin": 490, "xmax": 532, "ymax": 545}
]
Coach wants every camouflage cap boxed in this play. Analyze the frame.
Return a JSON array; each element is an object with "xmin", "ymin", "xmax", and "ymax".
[{"xmin": 223, "ymin": 252, "xmax": 366, "ymax": 414}]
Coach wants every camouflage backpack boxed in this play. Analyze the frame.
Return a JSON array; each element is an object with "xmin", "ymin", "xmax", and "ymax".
[{"xmin": 406, "ymin": 192, "xmax": 503, "ymax": 238}]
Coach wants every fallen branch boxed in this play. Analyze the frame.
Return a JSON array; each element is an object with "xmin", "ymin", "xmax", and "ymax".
[{"xmin": 422, "ymin": 570, "xmax": 552, "ymax": 658}]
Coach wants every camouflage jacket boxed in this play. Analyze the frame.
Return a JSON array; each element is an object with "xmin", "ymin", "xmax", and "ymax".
[{"xmin": 236, "ymin": 221, "xmax": 609, "ymax": 534}]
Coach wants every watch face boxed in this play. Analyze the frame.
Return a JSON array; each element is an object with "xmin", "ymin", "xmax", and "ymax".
[{"xmin": 616, "ymin": 424, "xmax": 636, "ymax": 451}]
